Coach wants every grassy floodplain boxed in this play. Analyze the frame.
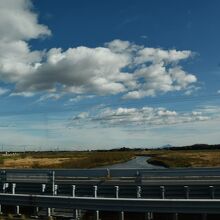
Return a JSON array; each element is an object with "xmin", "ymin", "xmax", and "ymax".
[
  {"xmin": 1, "ymin": 145, "xmax": 220, "ymax": 169},
  {"xmin": 0, "ymin": 151, "xmax": 135, "ymax": 169},
  {"xmin": 144, "ymin": 149, "xmax": 220, "ymax": 168}
]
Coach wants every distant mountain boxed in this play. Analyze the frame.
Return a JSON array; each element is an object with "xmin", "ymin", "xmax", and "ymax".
[
  {"xmin": 160, "ymin": 144, "xmax": 173, "ymax": 149},
  {"xmin": 166, "ymin": 144, "xmax": 220, "ymax": 150}
]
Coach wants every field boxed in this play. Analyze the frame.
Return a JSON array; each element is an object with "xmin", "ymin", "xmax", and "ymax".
[
  {"xmin": 0, "ymin": 151, "xmax": 135, "ymax": 169},
  {"xmin": 144, "ymin": 149, "xmax": 220, "ymax": 168},
  {"xmin": 1, "ymin": 149, "xmax": 220, "ymax": 169}
]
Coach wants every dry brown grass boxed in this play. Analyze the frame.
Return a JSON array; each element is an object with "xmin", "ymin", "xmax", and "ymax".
[
  {"xmin": 144, "ymin": 150, "xmax": 220, "ymax": 168},
  {"xmin": 0, "ymin": 151, "xmax": 135, "ymax": 169},
  {"xmin": 3, "ymin": 157, "xmax": 70, "ymax": 168}
]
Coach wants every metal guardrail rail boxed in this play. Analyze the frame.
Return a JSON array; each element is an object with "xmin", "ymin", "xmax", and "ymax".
[
  {"xmin": 1, "ymin": 168, "xmax": 220, "ymax": 182},
  {"xmin": 0, "ymin": 168, "xmax": 219, "ymax": 218},
  {"xmin": 0, "ymin": 193, "xmax": 220, "ymax": 214},
  {"xmin": 0, "ymin": 168, "xmax": 220, "ymax": 199}
]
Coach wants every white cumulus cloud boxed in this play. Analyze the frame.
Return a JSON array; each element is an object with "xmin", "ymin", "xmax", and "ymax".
[
  {"xmin": 0, "ymin": 0, "xmax": 197, "ymax": 100},
  {"xmin": 0, "ymin": 0, "xmax": 50, "ymax": 86}
]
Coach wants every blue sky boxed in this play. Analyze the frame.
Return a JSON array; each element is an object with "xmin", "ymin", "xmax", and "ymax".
[{"xmin": 0, "ymin": 0, "xmax": 220, "ymax": 150}]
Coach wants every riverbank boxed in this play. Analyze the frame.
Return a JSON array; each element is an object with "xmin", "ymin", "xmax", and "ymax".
[
  {"xmin": 2, "ymin": 149, "xmax": 220, "ymax": 169},
  {"xmin": 144, "ymin": 150, "xmax": 220, "ymax": 168}
]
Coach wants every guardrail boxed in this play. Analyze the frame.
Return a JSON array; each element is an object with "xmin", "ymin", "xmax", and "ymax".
[
  {"xmin": 0, "ymin": 168, "xmax": 219, "ymax": 219},
  {"xmin": 2, "ymin": 182, "xmax": 220, "ymax": 199},
  {"xmin": 1, "ymin": 168, "xmax": 220, "ymax": 182},
  {"xmin": 0, "ymin": 193, "xmax": 220, "ymax": 214}
]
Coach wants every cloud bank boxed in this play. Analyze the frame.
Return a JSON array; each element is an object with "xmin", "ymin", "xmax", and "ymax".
[
  {"xmin": 70, "ymin": 106, "xmax": 211, "ymax": 128},
  {"xmin": 0, "ymin": 0, "xmax": 197, "ymax": 99}
]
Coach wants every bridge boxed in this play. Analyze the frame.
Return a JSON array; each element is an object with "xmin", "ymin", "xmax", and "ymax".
[{"xmin": 0, "ymin": 168, "xmax": 220, "ymax": 219}]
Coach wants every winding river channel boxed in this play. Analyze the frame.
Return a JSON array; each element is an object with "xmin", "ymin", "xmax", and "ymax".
[{"xmin": 102, "ymin": 156, "xmax": 165, "ymax": 169}]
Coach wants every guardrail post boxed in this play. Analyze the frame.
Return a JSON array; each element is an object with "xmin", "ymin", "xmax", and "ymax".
[
  {"xmin": 12, "ymin": 183, "xmax": 16, "ymax": 194},
  {"xmin": 72, "ymin": 185, "xmax": 79, "ymax": 220},
  {"xmin": 51, "ymin": 184, "xmax": 58, "ymax": 215},
  {"xmin": 107, "ymin": 168, "xmax": 110, "ymax": 178},
  {"xmin": 0, "ymin": 179, "xmax": 7, "ymax": 215},
  {"xmin": 115, "ymin": 186, "xmax": 119, "ymax": 198},
  {"xmin": 120, "ymin": 211, "xmax": 124, "ymax": 220},
  {"xmin": 47, "ymin": 207, "xmax": 51, "ymax": 217},
  {"xmin": 42, "ymin": 184, "xmax": 46, "ymax": 193},
  {"xmin": 3, "ymin": 182, "xmax": 8, "ymax": 193},
  {"xmin": 209, "ymin": 186, "xmax": 215, "ymax": 199},
  {"xmin": 145, "ymin": 212, "xmax": 153, "ymax": 220},
  {"xmin": 95, "ymin": 210, "xmax": 100, "ymax": 220},
  {"xmin": 12, "ymin": 183, "xmax": 20, "ymax": 216},
  {"xmin": 52, "ymin": 171, "xmax": 55, "ymax": 196},
  {"xmin": 51, "ymin": 171, "xmax": 56, "ymax": 216},
  {"xmin": 160, "ymin": 186, "xmax": 165, "ymax": 199},
  {"xmin": 2, "ymin": 181, "xmax": 9, "ymax": 214},
  {"xmin": 93, "ymin": 186, "xmax": 99, "ymax": 219},
  {"xmin": 42, "ymin": 183, "xmax": 51, "ymax": 217},
  {"xmin": 72, "ymin": 185, "xmax": 76, "ymax": 197},
  {"xmin": 136, "ymin": 170, "xmax": 142, "ymax": 184},
  {"xmin": 73, "ymin": 209, "xmax": 79, "ymax": 220},
  {"xmin": 54, "ymin": 184, "xmax": 58, "ymax": 196},
  {"xmin": 1, "ymin": 182, "xmax": 7, "ymax": 215},
  {"xmin": 94, "ymin": 185, "xmax": 98, "ymax": 198},
  {"xmin": 184, "ymin": 186, "xmax": 189, "ymax": 199},
  {"xmin": 16, "ymin": 205, "xmax": 20, "ymax": 216},
  {"xmin": 137, "ymin": 186, "xmax": 141, "ymax": 198},
  {"xmin": 34, "ymin": 207, "xmax": 39, "ymax": 216},
  {"xmin": 38, "ymin": 183, "xmax": 46, "ymax": 217}
]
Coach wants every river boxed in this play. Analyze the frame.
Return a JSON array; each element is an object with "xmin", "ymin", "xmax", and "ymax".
[{"xmin": 102, "ymin": 156, "xmax": 165, "ymax": 169}]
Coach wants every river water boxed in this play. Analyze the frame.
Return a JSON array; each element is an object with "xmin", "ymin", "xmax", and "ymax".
[{"xmin": 102, "ymin": 156, "xmax": 164, "ymax": 169}]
